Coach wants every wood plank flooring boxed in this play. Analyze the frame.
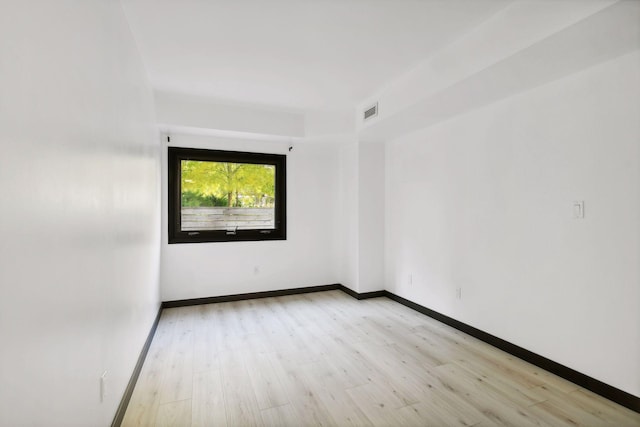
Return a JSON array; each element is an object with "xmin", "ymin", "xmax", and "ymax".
[{"xmin": 121, "ymin": 290, "xmax": 640, "ymax": 426}]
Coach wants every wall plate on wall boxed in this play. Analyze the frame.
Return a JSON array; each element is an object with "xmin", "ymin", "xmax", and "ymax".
[{"xmin": 573, "ymin": 201, "xmax": 585, "ymax": 219}]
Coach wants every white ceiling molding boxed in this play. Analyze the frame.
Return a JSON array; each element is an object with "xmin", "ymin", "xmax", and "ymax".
[
  {"xmin": 155, "ymin": 91, "xmax": 305, "ymax": 139},
  {"xmin": 358, "ymin": 0, "xmax": 638, "ymax": 141}
]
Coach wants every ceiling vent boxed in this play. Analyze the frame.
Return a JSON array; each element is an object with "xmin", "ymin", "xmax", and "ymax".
[{"xmin": 363, "ymin": 102, "xmax": 378, "ymax": 121}]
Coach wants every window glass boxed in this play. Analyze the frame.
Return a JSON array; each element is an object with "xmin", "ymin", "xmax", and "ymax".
[
  {"xmin": 180, "ymin": 160, "xmax": 276, "ymax": 231},
  {"xmin": 168, "ymin": 147, "xmax": 286, "ymax": 243}
]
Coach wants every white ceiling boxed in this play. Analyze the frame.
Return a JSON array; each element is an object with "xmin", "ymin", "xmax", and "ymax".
[{"xmin": 122, "ymin": 0, "xmax": 510, "ymax": 112}]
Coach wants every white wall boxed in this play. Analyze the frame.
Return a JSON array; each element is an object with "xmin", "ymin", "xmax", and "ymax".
[
  {"xmin": 338, "ymin": 142, "xmax": 360, "ymax": 291},
  {"xmin": 161, "ymin": 134, "xmax": 341, "ymax": 301},
  {"xmin": 0, "ymin": 2, "xmax": 161, "ymax": 426},
  {"xmin": 358, "ymin": 142, "xmax": 385, "ymax": 293},
  {"xmin": 385, "ymin": 51, "xmax": 640, "ymax": 397},
  {"xmin": 336, "ymin": 140, "xmax": 386, "ymax": 294}
]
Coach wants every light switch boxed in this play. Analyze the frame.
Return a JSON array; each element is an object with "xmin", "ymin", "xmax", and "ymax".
[{"xmin": 573, "ymin": 201, "xmax": 585, "ymax": 219}]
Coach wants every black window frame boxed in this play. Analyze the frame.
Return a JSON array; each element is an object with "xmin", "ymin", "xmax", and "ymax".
[{"xmin": 168, "ymin": 146, "xmax": 287, "ymax": 244}]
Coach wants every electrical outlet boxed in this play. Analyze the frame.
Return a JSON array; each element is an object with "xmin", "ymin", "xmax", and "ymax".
[
  {"xmin": 456, "ymin": 287, "xmax": 462, "ymax": 300},
  {"xmin": 100, "ymin": 371, "xmax": 107, "ymax": 402}
]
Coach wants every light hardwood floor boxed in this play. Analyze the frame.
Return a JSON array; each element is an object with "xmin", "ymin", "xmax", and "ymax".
[{"xmin": 122, "ymin": 290, "xmax": 640, "ymax": 426}]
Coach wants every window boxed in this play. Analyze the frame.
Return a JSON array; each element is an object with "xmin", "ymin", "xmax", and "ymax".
[{"xmin": 168, "ymin": 147, "xmax": 286, "ymax": 243}]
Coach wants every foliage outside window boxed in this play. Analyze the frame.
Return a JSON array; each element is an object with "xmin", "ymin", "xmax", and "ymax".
[{"xmin": 168, "ymin": 147, "xmax": 286, "ymax": 243}]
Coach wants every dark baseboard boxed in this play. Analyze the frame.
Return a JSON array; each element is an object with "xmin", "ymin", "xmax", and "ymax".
[
  {"xmin": 338, "ymin": 285, "xmax": 386, "ymax": 300},
  {"xmin": 111, "ymin": 305, "xmax": 163, "ymax": 427},
  {"xmin": 162, "ymin": 284, "xmax": 342, "ymax": 308},
  {"xmin": 383, "ymin": 291, "xmax": 640, "ymax": 413}
]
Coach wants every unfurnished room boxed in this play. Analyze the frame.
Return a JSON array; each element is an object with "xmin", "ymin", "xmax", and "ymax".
[{"xmin": 0, "ymin": 1, "xmax": 639, "ymax": 426}]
